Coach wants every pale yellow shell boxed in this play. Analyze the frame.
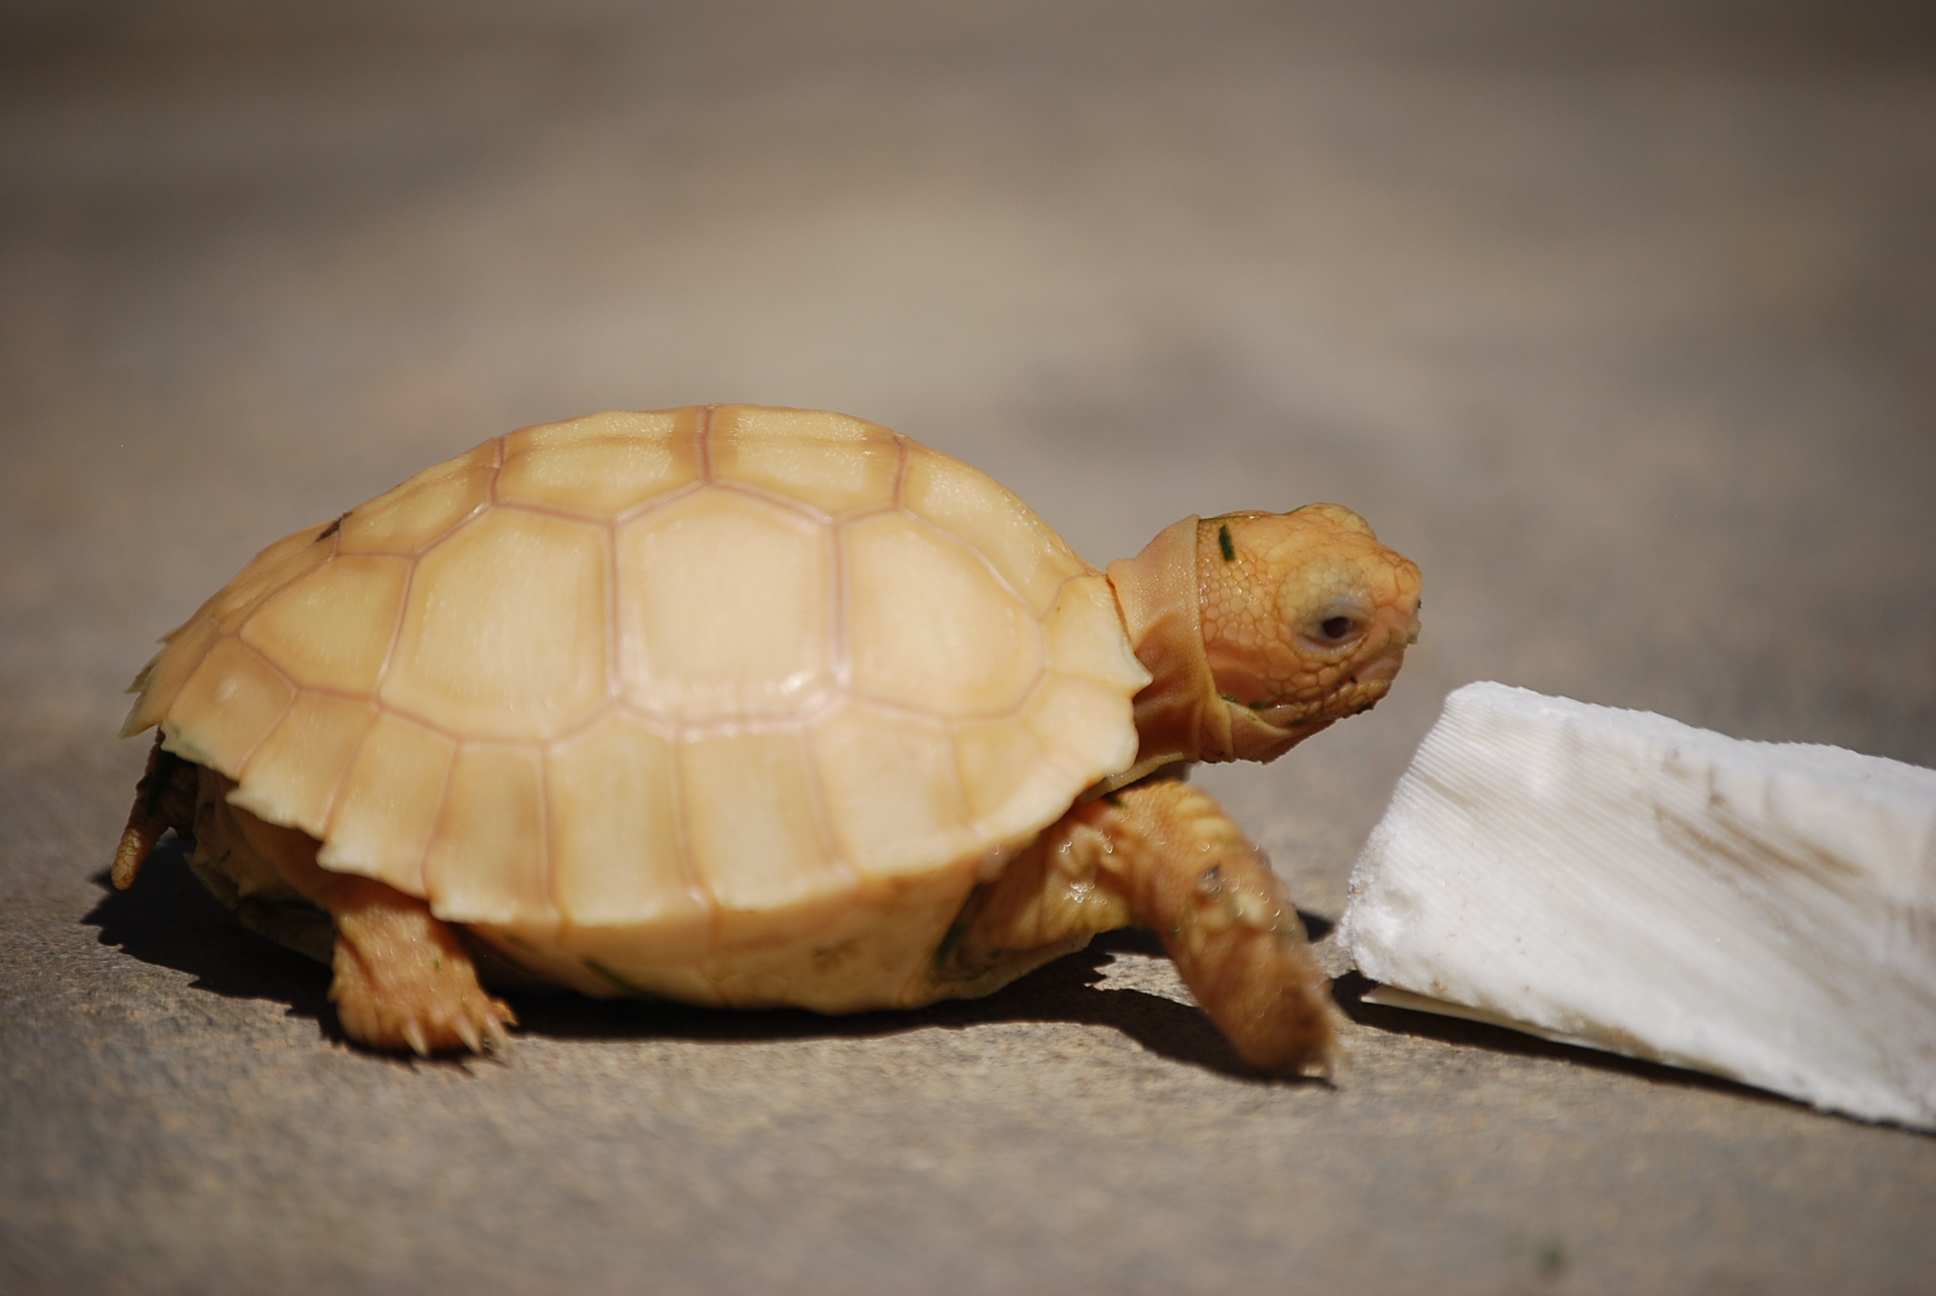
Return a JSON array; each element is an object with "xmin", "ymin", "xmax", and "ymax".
[{"xmin": 125, "ymin": 405, "xmax": 1150, "ymax": 1008}]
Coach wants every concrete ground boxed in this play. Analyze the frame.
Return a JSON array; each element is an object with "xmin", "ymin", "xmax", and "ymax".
[{"xmin": 4, "ymin": 2, "xmax": 1934, "ymax": 1291}]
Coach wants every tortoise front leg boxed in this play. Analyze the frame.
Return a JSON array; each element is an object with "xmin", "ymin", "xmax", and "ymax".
[{"xmin": 948, "ymin": 778, "xmax": 1338, "ymax": 1074}]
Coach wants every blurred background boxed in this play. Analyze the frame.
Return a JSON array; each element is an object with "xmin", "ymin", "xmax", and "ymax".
[{"xmin": 4, "ymin": 2, "xmax": 1933, "ymax": 1291}]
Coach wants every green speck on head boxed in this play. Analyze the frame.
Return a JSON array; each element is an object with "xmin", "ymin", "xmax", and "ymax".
[{"xmin": 1217, "ymin": 523, "xmax": 1235, "ymax": 562}]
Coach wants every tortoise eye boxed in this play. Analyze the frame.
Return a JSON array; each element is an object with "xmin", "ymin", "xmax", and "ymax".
[{"xmin": 1300, "ymin": 604, "xmax": 1368, "ymax": 652}]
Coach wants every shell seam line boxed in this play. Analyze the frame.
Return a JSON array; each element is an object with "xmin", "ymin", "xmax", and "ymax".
[
  {"xmin": 368, "ymin": 561, "xmax": 416, "ymax": 733},
  {"xmin": 607, "ymin": 477, "xmax": 706, "ymax": 527},
  {"xmin": 414, "ymin": 725, "xmax": 462, "ymax": 904},
  {"xmin": 890, "ymin": 435, "xmax": 911, "ymax": 508},
  {"xmin": 896, "ymin": 508, "xmax": 1055, "ymax": 625},
  {"xmin": 602, "ymin": 506, "xmax": 623, "ymax": 712},
  {"xmin": 665, "ymin": 717, "xmax": 720, "ymax": 957},
  {"xmin": 223, "ymin": 640, "xmax": 299, "ymax": 782},
  {"xmin": 704, "ymin": 475, "xmax": 896, "ymax": 524},
  {"xmin": 255, "ymin": 686, "xmax": 626, "ymax": 750},
  {"xmin": 537, "ymin": 743, "xmax": 559, "ymax": 929},
  {"xmin": 487, "ymin": 497, "xmax": 637, "ymax": 526},
  {"xmin": 799, "ymin": 717, "xmax": 862, "ymax": 895},
  {"xmin": 317, "ymin": 705, "xmax": 383, "ymax": 845},
  {"xmin": 486, "ymin": 435, "xmax": 506, "ymax": 502},
  {"xmin": 830, "ymin": 505, "xmax": 852, "ymax": 695}
]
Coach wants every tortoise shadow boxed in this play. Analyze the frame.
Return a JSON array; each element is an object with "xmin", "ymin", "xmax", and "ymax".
[
  {"xmin": 83, "ymin": 851, "xmax": 1845, "ymax": 1112},
  {"xmin": 507, "ymin": 927, "xmax": 1281, "ymax": 1080},
  {"xmin": 82, "ymin": 844, "xmax": 1308, "ymax": 1081},
  {"xmin": 82, "ymin": 835, "xmax": 349, "ymax": 1044}
]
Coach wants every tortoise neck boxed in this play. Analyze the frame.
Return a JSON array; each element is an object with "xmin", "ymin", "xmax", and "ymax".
[
  {"xmin": 1105, "ymin": 517, "xmax": 1323, "ymax": 784},
  {"xmin": 1106, "ymin": 517, "xmax": 1219, "ymax": 776}
]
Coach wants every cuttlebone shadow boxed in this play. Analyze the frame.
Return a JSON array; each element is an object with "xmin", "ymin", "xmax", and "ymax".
[
  {"xmin": 1331, "ymin": 970, "xmax": 1821, "ymax": 1117},
  {"xmin": 82, "ymin": 842, "xmax": 1318, "ymax": 1081}
]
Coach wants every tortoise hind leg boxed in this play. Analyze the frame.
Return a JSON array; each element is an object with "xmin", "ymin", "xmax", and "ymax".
[
  {"xmin": 174, "ymin": 767, "xmax": 516, "ymax": 1056},
  {"xmin": 112, "ymin": 735, "xmax": 199, "ymax": 889},
  {"xmin": 321, "ymin": 874, "xmax": 516, "ymax": 1057}
]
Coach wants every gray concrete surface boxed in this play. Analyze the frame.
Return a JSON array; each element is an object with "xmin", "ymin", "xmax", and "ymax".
[{"xmin": 4, "ymin": 2, "xmax": 1934, "ymax": 1291}]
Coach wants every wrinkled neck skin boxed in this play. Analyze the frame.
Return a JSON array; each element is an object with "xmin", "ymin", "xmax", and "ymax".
[{"xmin": 1104, "ymin": 517, "xmax": 1326, "ymax": 789}]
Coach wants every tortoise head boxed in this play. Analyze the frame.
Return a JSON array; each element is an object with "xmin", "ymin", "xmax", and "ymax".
[
  {"xmin": 1197, "ymin": 505, "xmax": 1422, "ymax": 757},
  {"xmin": 1107, "ymin": 504, "xmax": 1422, "ymax": 770}
]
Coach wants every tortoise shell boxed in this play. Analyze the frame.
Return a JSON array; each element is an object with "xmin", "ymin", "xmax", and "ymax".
[{"xmin": 124, "ymin": 405, "xmax": 1151, "ymax": 1008}]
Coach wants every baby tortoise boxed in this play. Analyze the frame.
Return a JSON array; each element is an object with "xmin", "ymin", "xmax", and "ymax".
[{"xmin": 115, "ymin": 404, "xmax": 1421, "ymax": 1070}]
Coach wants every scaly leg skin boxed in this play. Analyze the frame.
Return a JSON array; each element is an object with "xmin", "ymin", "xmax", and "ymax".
[
  {"xmin": 946, "ymin": 778, "xmax": 1339, "ymax": 1075},
  {"xmin": 114, "ymin": 759, "xmax": 515, "ymax": 1057},
  {"xmin": 320, "ymin": 874, "xmax": 515, "ymax": 1058},
  {"xmin": 204, "ymin": 780, "xmax": 517, "ymax": 1057}
]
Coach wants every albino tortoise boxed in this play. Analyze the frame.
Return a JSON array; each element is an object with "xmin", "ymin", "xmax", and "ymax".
[{"xmin": 113, "ymin": 404, "xmax": 1422, "ymax": 1072}]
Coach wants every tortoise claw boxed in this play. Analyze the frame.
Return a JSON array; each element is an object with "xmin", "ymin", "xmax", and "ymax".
[{"xmin": 323, "ymin": 877, "xmax": 519, "ymax": 1057}]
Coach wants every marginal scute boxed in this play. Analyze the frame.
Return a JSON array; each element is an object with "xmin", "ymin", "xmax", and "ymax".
[
  {"xmin": 239, "ymin": 554, "xmax": 410, "ymax": 695},
  {"xmin": 424, "ymin": 743, "xmax": 555, "ymax": 925},
  {"xmin": 211, "ymin": 521, "xmax": 338, "ymax": 632},
  {"xmin": 546, "ymin": 713, "xmax": 709, "ymax": 950},
  {"xmin": 953, "ymin": 718, "xmax": 1057, "ymax": 829},
  {"xmin": 1023, "ymin": 672, "xmax": 1141, "ymax": 781},
  {"xmin": 383, "ymin": 508, "xmax": 611, "ymax": 741},
  {"xmin": 617, "ymin": 487, "xmax": 833, "ymax": 722},
  {"xmin": 711, "ymin": 404, "xmax": 901, "ymax": 516},
  {"xmin": 229, "ymin": 693, "xmax": 378, "ymax": 838},
  {"xmin": 316, "ymin": 710, "xmax": 456, "ymax": 895},
  {"xmin": 162, "ymin": 638, "xmax": 296, "ymax": 774},
  {"xmin": 844, "ymin": 512, "xmax": 1043, "ymax": 718},
  {"xmin": 499, "ymin": 409, "xmax": 703, "ymax": 519},
  {"xmin": 1045, "ymin": 574, "xmax": 1152, "ymax": 692},
  {"xmin": 336, "ymin": 441, "xmax": 498, "ymax": 557},
  {"xmin": 900, "ymin": 445, "xmax": 1091, "ymax": 615},
  {"xmin": 121, "ymin": 614, "xmax": 219, "ymax": 738},
  {"xmin": 812, "ymin": 704, "xmax": 973, "ymax": 879},
  {"xmin": 678, "ymin": 730, "xmax": 856, "ymax": 950}
]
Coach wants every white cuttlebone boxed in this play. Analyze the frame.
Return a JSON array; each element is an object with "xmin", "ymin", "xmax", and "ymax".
[{"xmin": 1337, "ymin": 681, "xmax": 1936, "ymax": 1130}]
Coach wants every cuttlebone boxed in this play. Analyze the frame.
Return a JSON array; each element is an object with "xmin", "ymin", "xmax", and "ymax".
[{"xmin": 1336, "ymin": 681, "xmax": 1936, "ymax": 1130}]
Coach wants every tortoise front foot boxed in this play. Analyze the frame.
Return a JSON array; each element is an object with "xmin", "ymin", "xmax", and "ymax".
[
  {"xmin": 946, "ymin": 777, "xmax": 1339, "ymax": 1074},
  {"xmin": 1103, "ymin": 780, "xmax": 1338, "ymax": 1074},
  {"xmin": 326, "ymin": 876, "xmax": 516, "ymax": 1057}
]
